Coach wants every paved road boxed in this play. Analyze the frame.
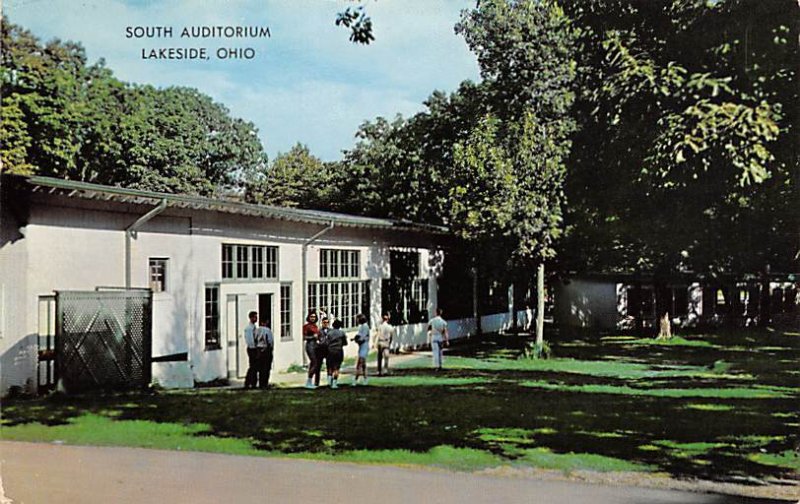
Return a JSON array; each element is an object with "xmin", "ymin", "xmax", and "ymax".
[{"xmin": 0, "ymin": 442, "xmax": 793, "ymax": 504}]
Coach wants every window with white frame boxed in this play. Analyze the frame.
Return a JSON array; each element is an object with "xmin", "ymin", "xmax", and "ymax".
[
  {"xmin": 204, "ymin": 285, "xmax": 221, "ymax": 350},
  {"xmin": 149, "ymin": 258, "xmax": 168, "ymax": 292},
  {"xmin": 308, "ymin": 281, "xmax": 369, "ymax": 329},
  {"xmin": 222, "ymin": 244, "xmax": 277, "ymax": 280},
  {"xmin": 280, "ymin": 284, "xmax": 292, "ymax": 341},
  {"xmin": 320, "ymin": 249, "xmax": 360, "ymax": 279}
]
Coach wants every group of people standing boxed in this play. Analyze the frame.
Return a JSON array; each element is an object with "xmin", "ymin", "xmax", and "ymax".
[
  {"xmin": 302, "ymin": 308, "xmax": 450, "ymax": 389},
  {"xmin": 243, "ymin": 307, "xmax": 450, "ymax": 390},
  {"xmin": 302, "ymin": 312, "xmax": 350, "ymax": 389}
]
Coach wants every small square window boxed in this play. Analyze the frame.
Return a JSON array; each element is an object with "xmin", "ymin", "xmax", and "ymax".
[{"xmin": 149, "ymin": 258, "xmax": 168, "ymax": 293}]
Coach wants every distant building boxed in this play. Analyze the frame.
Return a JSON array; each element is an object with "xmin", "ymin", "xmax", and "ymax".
[{"xmin": 554, "ymin": 273, "xmax": 799, "ymax": 331}]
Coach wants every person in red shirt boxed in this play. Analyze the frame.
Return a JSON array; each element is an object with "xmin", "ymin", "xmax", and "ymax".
[{"xmin": 303, "ymin": 312, "xmax": 321, "ymax": 389}]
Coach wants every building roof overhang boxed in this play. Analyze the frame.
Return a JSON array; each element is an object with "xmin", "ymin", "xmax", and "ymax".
[{"xmin": 6, "ymin": 175, "xmax": 449, "ymax": 235}]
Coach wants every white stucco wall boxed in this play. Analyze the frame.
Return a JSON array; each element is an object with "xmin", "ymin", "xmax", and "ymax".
[
  {"xmin": 1, "ymin": 192, "xmax": 462, "ymax": 394},
  {"xmin": 0, "ymin": 209, "xmax": 34, "ymax": 394}
]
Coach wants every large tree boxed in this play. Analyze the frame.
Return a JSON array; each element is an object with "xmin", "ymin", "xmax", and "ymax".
[{"xmin": 454, "ymin": 0, "xmax": 578, "ymax": 345}]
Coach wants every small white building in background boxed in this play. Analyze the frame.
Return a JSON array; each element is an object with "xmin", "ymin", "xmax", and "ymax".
[
  {"xmin": 554, "ymin": 274, "xmax": 799, "ymax": 331},
  {"xmin": 0, "ymin": 175, "xmax": 517, "ymax": 396}
]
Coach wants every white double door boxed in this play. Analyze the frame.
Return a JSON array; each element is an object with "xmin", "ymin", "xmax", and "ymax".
[{"xmin": 225, "ymin": 292, "xmax": 274, "ymax": 379}]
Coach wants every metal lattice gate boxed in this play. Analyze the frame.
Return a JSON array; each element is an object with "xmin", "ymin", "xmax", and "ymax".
[{"xmin": 55, "ymin": 290, "xmax": 152, "ymax": 393}]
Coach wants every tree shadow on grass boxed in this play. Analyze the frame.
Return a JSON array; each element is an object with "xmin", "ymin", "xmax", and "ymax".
[
  {"xmin": 3, "ymin": 381, "xmax": 798, "ymax": 486},
  {"xmin": 3, "ymin": 329, "xmax": 798, "ymax": 485}
]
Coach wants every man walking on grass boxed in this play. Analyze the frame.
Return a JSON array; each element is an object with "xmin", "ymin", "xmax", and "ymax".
[{"xmin": 427, "ymin": 308, "xmax": 448, "ymax": 370}]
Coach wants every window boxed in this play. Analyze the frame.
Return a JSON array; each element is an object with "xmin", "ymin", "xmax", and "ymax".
[
  {"xmin": 320, "ymin": 249, "xmax": 360, "ymax": 279},
  {"xmin": 382, "ymin": 250, "xmax": 428, "ymax": 324},
  {"xmin": 280, "ymin": 284, "xmax": 292, "ymax": 341},
  {"xmin": 204, "ymin": 285, "xmax": 221, "ymax": 350},
  {"xmin": 308, "ymin": 280, "xmax": 369, "ymax": 329},
  {"xmin": 382, "ymin": 278, "xmax": 429, "ymax": 325},
  {"xmin": 222, "ymin": 244, "xmax": 278, "ymax": 280},
  {"xmin": 149, "ymin": 258, "xmax": 168, "ymax": 292}
]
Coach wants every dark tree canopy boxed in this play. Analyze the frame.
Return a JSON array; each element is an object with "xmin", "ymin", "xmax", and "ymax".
[{"xmin": 557, "ymin": 0, "xmax": 798, "ymax": 277}]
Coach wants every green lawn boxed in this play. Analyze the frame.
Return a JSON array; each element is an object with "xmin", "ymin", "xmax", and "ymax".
[{"xmin": 2, "ymin": 328, "xmax": 798, "ymax": 484}]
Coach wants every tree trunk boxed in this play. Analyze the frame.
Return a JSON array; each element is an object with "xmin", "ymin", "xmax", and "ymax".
[
  {"xmin": 536, "ymin": 263, "xmax": 545, "ymax": 346},
  {"xmin": 472, "ymin": 264, "xmax": 481, "ymax": 336},
  {"xmin": 657, "ymin": 312, "xmax": 672, "ymax": 339},
  {"xmin": 511, "ymin": 281, "xmax": 518, "ymax": 332},
  {"xmin": 758, "ymin": 270, "xmax": 771, "ymax": 328}
]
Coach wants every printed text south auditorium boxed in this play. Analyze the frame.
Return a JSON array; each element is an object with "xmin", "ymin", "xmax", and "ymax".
[{"xmin": 126, "ymin": 25, "xmax": 272, "ymax": 60}]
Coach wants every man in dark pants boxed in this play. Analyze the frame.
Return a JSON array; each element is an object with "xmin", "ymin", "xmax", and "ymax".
[
  {"xmin": 315, "ymin": 317, "xmax": 331, "ymax": 386},
  {"xmin": 256, "ymin": 320, "xmax": 274, "ymax": 388},
  {"xmin": 243, "ymin": 311, "xmax": 259, "ymax": 389}
]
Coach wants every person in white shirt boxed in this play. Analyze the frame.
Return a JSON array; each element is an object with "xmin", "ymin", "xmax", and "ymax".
[
  {"xmin": 256, "ymin": 320, "xmax": 274, "ymax": 389},
  {"xmin": 352, "ymin": 314, "xmax": 370, "ymax": 385},
  {"xmin": 243, "ymin": 311, "xmax": 259, "ymax": 389},
  {"xmin": 427, "ymin": 308, "xmax": 449, "ymax": 370},
  {"xmin": 374, "ymin": 312, "xmax": 395, "ymax": 376}
]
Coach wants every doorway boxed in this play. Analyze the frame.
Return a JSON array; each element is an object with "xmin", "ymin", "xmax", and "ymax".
[
  {"xmin": 226, "ymin": 293, "xmax": 273, "ymax": 379},
  {"xmin": 259, "ymin": 294, "xmax": 273, "ymax": 330}
]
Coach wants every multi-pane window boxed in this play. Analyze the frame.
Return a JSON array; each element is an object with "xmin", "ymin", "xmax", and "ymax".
[
  {"xmin": 222, "ymin": 244, "xmax": 277, "ymax": 280},
  {"xmin": 382, "ymin": 278, "xmax": 429, "ymax": 325},
  {"xmin": 320, "ymin": 249, "xmax": 360, "ymax": 279},
  {"xmin": 308, "ymin": 281, "xmax": 369, "ymax": 329},
  {"xmin": 204, "ymin": 285, "xmax": 221, "ymax": 350},
  {"xmin": 280, "ymin": 284, "xmax": 292, "ymax": 341},
  {"xmin": 149, "ymin": 258, "xmax": 168, "ymax": 292},
  {"xmin": 382, "ymin": 250, "xmax": 428, "ymax": 324}
]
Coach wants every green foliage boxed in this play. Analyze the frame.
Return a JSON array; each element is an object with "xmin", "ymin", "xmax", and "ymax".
[
  {"xmin": 244, "ymin": 143, "xmax": 330, "ymax": 207},
  {"xmin": 614, "ymin": 336, "xmax": 716, "ymax": 348},
  {"xmin": 336, "ymin": 5, "xmax": 374, "ymax": 45},
  {"xmin": 451, "ymin": 115, "xmax": 516, "ymax": 242},
  {"xmin": 600, "ymin": 30, "xmax": 781, "ymax": 186},
  {"xmin": 521, "ymin": 339, "xmax": 553, "ymax": 360},
  {"xmin": 2, "ymin": 413, "xmax": 262, "ymax": 455},
  {"xmin": 748, "ymin": 451, "xmax": 800, "ymax": 472},
  {"xmin": 327, "ymin": 1, "xmax": 579, "ymax": 280},
  {"xmin": 285, "ymin": 363, "xmax": 306, "ymax": 374},
  {"xmin": 454, "ymin": 0, "xmax": 578, "ymax": 266},
  {"xmin": 0, "ymin": 18, "xmax": 267, "ymax": 195},
  {"xmin": 708, "ymin": 359, "xmax": 732, "ymax": 374},
  {"xmin": 330, "ymin": 82, "xmax": 490, "ymax": 223},
  {"xmin": 559, "ymin": 0, "xmax": 798, "ymax": 276},
  {"xmin": 520, "ymin": 381, "xmax": 792, "ymax": 399}
]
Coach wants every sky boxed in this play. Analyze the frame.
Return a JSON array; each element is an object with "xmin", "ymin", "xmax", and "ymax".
[{"xmin": 3, "ymin": 0, "xmax": 482, "ymax": 161}]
